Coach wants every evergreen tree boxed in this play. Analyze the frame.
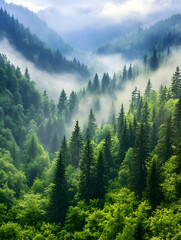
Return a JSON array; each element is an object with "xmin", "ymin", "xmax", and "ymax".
[
  {"xmin": 144, "ymin": 79, "xmax": 152, "ymax": 99},
  {"xmin": 117, "ymin": 119, "xmax": 129, "ymax": 166},
  {"xmin": 122, "ymin": 65, "xmax": 127, "ymax": 82},
  {"xmin": 150, "ymin": 49, "xmax": 159, "ymax": 71},
  {"xmin": 128, "ymin": 64, "xmax": 133, "ymax": 80},
  {"xmin": 145, "ymin": 158, "xmax": 162, "ymax": 210},
  {"xmin": 87, "ymin": 80, "xmax": 92, "ymax": 93},
  {"xmin": 171, "ymin": 66, "xmax": 181, "ymax": 99},
  {"xmin": 78, "ymin": 138, "xmax": 95, "ymax": 202},
  {"xmin": 57, "ymin": 89, "xmax": 67, "ymax": 114},
  {"xmin": 25, "ymin": 67, "xmax": 30, "ymax": 79},
  {"xmin": 43, "ymin": 90, "xmax": 50, "ymax": 118},
  {"xmin": 92, "ymin": 73, "xmax": 100, "ymax": 93},
  {"xmin": 150, "ymin": 122, "xmax": 158, "ymax": 151},
  {"xmin": 101, "ymin": 73, "xmax": 110, "ymax": 93},
  {"xmin": 103, "ymin": 133, "xmax": 113, "ymax": 179},
  {"xmin": 155, "ymin": 116, "xmax": 174, "ymax": 164},
  {"xmin": 49, "ymin": 130, "xmax": 59, "ymax": 153},
  {"xmin": 49, "ymin": 150, "xmax": 68, "ymax": 224},
  {"xmin": 117, "ymin": 104, "xmax": 124, "ymax": 140},
  {"xmin": 68, "ymin": 91, "xmax": 77, "ymax": 116},
  {"xmin": 129, "ymin": 123, "xmax": 149, "ymax": 198},
  {"xmin": 61, "ymin": 135, "xmax": 70, "ymax": 166},
  {"xmin": 69, "ymin": 121, "xmax": 83, "ymax": 167},
  {"xmin": 87, "ymin": 109, "xmax": 97, "ymax": 139},
  {"xmin": 95, "ymin": 151, "xmax": 107, "ymax": 200}
]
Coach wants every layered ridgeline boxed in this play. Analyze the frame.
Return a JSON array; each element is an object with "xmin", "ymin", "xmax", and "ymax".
[
  {"xmin": 98, "ymin": 14, "xmax": 181, "ymax": 63},
  {"xmin": 0, "ymin": 8, "xmax": 89, "ymax": 77},
  {"xmin": 1, "ymin": 52, "xmax": 181, "ymax": 238},
  {"xmin": 0, "ymin": 0, "xmax": 73, "ymax": 55}
]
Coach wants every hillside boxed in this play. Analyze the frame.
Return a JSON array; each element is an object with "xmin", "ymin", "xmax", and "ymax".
[
  {"xmin": 0, "ymin": 0, "xmax": 73, "ymax": 55},
  {"xmin": 0, "ymin": 8, "xmax": 89, "ymax": 77},
  {"xmin": 0, "ymin": 53, "xmax": 181, "ymax": 238},
  {"xmin": 98, "ymin": 14, "xmax": 181, "ymax": 60}
]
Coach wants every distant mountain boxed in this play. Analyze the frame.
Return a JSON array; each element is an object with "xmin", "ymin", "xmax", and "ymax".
[
  {"xmin": 0, "ymin": 8, "xmax": 89, "ymax": 77},
  {"xmin": 97, "ymin": 14, "xmax": 181, "ymax": 60},
  {"xmin": 0, "ymin": 0, "xmax": 73, "ymax": 55}
]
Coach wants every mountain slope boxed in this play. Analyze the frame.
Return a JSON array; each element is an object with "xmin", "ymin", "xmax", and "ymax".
[
  {"xmin": 98, "ymin": 14, "xmax": 181, "ymax": 60},
  {"xmin": 0, "ymin": 0, "xmax": 73, "ymax": 55},
  {"xmin": 0, "ymin": 8, "xmax": 89, "ymax": 77}
]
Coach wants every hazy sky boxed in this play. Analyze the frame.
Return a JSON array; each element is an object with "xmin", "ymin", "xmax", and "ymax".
[{"xmin": 6, "ymin": 0, "xmax": 181, "ymax": 20}]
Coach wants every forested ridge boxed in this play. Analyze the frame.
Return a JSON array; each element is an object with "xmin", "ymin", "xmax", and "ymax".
[
  {"xmin": 98, "ymin": 14, "xmax": 181, "ymax": 62},
  {"xmin": 1, "ymin": 52, "xmax": 181, "ymax": 239},
  {"xmin": 0, "ymin": 8, "xmax": 89, "ymax": 77}
]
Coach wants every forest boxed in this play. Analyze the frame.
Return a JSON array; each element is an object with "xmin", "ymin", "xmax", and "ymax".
[
  {"xmin": 0, "ymin": 49, "xmax": 181, "ymax": 239},
  {"xmin": 0, "ymin": 8, "xmax": 89, "ymax": 77}
]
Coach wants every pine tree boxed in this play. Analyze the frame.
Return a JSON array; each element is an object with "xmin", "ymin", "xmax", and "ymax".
[
  {"xmin": 87, "ymin": 109, "xmax": 97, "ymax": 139},
  {"xmin": 129, "ymin": 123, "xmax": 149, "ymax": 198},
  {"xmin": 68, "ymin": 91, "xmax": 77, "ymax": 115},
  {"xmin": 43, "ymin": 90, "xmax": 50, "ymax": 118},
  {"xmin": 78, "ymin": 138, "xmax": 95, "ymax": 202},
  {"xmin": 150, "ymin": 122, "xmax": 158, "ymax": 151},
  {"xmin": 87, "ymin": 80, "xmax": 92, "ymax": 93},
  {"xmin": 95, "ymin": 151, "xmax": 107, "ymax": 200},
  {"xmin": 122, "ymin": 65, "xmax": 127, "ymax": 82},
  {"xmin": 103, "ymin": 133, "xmax": 113, "ymax": 179},
  {"xmin": 171, "ymin": 66, "xmax": 181, "ymax": 99},
  {"xmin": 117, "ymin": 119, "xmax": 129, "ymax": 166},
  {"xmin": 117, "ymin": 104, "xmax": 124, "ymax": 140},
  {"xmin": 145, "ymin": 158, "xmax": 162, "ymax": 210},
  {"xmin": 49, "ymin": 130, "xmax": 59, "ymax": 153},
  {"xmin": 49, "ymin": 150, "xmax": 68, "ymax": 224},
  {"xmin": 57, "ymin": 89, "xmax": 67, "ymax": 114},
  {"xmin": 61, "ymin": 135, "xmax": 70, "ymax": 166},
  {"xmin": 25, "ymin": 67, "xmax": 30, "ymax": 79},
  {"xmin": 144, "ymin": 79, "xmax": 152, "ymax": 99},
  {"xmin": 128, "ymin": 64, "xmax": 133, "ymax": 80},
  {"xmin": 92, "ymin": 73, "xmax": 100, "ymax": 93},
  {"xmin": 69, "ymin": 121, "xmax": 83, "ymax": 167},
  {"xmin": 101, "ymin": 73, "xmax": 110, "ymax": 93},
  {"xmin": 150, "ymin": 49, "xmax": 158, "ymax": 71}
]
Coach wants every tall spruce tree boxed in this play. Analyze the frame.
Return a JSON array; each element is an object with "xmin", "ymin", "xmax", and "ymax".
[
  {"xmin": 92, "ymin": 73, "xmax": 100, "ymax": 93},
  {"xmin": 103, "ymin": 133, "xmax": 113, "ymax": 179},
  {"xmin": 145, "ymin": 158, "xmax": 162, "ymax": 210},
  {"xmin": 69, "ymin": 121, "xmax": 83, "ymax": 167},
  {"xmin": 173, "ymin": 95, "xmax": 181, "ymax": 136},
  {"xmin": 117, "ymin": 119, "xmax": 129, "ymax": 166},
  {"xmin": 117, "ymin": 104, "xmax": 124, "ymax": 140},
  {"xmin": 78, "ymin": 138, "xmax": 95, "ymax": 202},
  {"xmin": 61, "ymin": 135, "xmax": 70, "ymax": 166},
  {"xmin": 144, "ymin": 79, "xmax": 152, "ymax": 99},
  {"xmin": 49, "ymin": 150, "xmax": 68, "ymax": 224},
  {"xmin": 57, "ymin": 89, "xmax": 67, "ymax": 114},
  {"xmin": 95, "ymin": 151, "xmax": 107, "ymax": 200},
  {"xmin": 171, "ymin": 66, "xmax": 181, "ymax": 99},
  {"xmin": 129, "ymin": 123, "xmax": 149, "ymax": 198},
  {"xmin": 87, "ymin": 109, "xmax": 97, "ymax": 139}
]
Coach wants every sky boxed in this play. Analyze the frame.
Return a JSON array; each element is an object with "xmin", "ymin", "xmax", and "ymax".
[{"xmin": 5, "ymin": 0, "xmax": 181, "ymax": 36}]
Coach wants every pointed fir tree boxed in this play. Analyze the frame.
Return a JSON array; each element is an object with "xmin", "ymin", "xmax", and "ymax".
[
  {"xmin": 61, "ymin": 135, "xmax": 70, "ymax": 166},
  {"xmin": 128, "ymin": 64, "xmax": 133, "ymax": 80},
  {"xmin": 43, "ymin": 90, "xmax": 50, "ymax": 118},
  {"xmin": 150, "ymin": 122, "xmax": 158, "ymax": 151},
  {"xmin": 87, "ymin": 109, "xmax": 97, "ymax": 139},
  {"xmin": 150, "ymin": 48, "xmax": 158, "ymax": 71},
  {"xmin": 78, "ymin": 138, "xmax": 95, "ymax": 202},
  {"xmin": 122, "ymin": 65, "xmax": 127, "ymax": 82},
  {"xmin": 68, "ymin": 91, "xmax": 77, "ymax": 116},
  {"xmin": 117, "ymin": 119, "xmax": 129, "ymax": 166},
  {"xmin": 49, "ymin": 130, "xmax": 59, "ymax": 153},
  {"xmin": 117, "ymin": 104, "xmax": 124, "ymax": 140},
  {"xmin": 25, "ymin": 67, "xmax": 30, "ymax": 79},
  {"xmin": 95, "ymin": 151, "xmax": 107, "ymax": 200},
  {"xmin": 69, "ymin": 121, "xmax": 83, "ymax": 167},
  {"xmin": 144, "ymin": 79, "xmax": 152, "ymax": 99},
  {"xmin": 171, "ymin": 66, "xmax": 181, "ymax": 99},
  {"xmin": 92, "ymin": 73, "xmax": 100, "ymax": 93},
  {"xmin": 57, "ymin": 89, "xmax": 67, "ymax": 114},
  {"xmin": 129, "ymin": 123, "xmax": 149, "ymax": 198},
  {"xmin": 49, "ymin": 150, "xmax": 68, "ymax": 224},
  {"xmin": 103, "ymin": 132, "xmax": 113, "ymax": 179},
  {"xmin": 145, "ymin": 158, "xmax": 162, "ymax": 210}
]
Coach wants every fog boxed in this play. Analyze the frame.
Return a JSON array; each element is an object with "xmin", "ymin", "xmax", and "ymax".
[{"xmin": 0, "ymin": 38, "xmax": 83, "ymax": 99}]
